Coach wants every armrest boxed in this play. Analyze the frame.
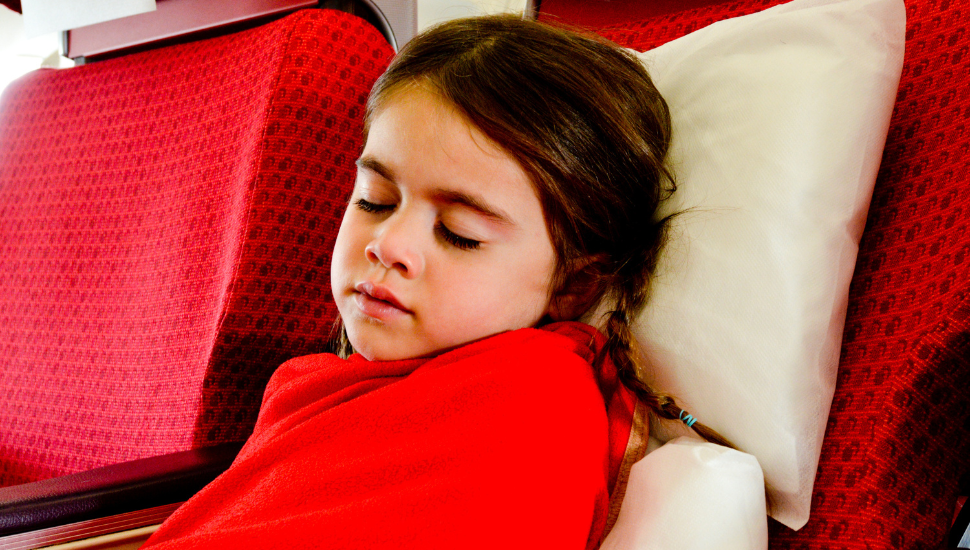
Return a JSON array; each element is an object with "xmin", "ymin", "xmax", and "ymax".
[
  {"xmin": 0, "ymin": 442, "xmax": 242, "ymax": 540},
  {"xmin": 951, "ymin": 477, "xmax": 970, "ymax": 549}
]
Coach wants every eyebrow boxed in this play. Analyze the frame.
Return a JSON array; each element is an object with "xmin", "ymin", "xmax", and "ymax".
[
  {"xmin": 357, "ymin": 156, "xmax": 396, "ymax": 182},
  {"xmin": 356, "ymin": 156, "xmax": 516, "ymax": 226}
]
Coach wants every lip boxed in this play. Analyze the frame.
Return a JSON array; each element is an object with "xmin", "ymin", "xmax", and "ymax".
[{"xmin": 353, "ymin": 281, "xmax": 412, "ymax": 320}]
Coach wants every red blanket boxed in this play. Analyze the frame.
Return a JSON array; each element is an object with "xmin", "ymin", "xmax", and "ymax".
[{"xmin": 143, "ymin": 322, "xmax": 643, "ymax": 549}]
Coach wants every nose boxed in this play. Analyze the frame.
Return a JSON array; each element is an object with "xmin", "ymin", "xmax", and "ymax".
[{"xmin": 365, "ymin": 215, "xmax": 425, "ymax": 278}]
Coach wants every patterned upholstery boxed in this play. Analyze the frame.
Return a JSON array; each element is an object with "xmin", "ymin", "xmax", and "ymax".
[
  {"xmin": 0, "ymin": 9, "xmax": 393, "ymax": 487},
  {"xmin": 542, "ymin": 0, "xmax": 970, "ymax": 547}
]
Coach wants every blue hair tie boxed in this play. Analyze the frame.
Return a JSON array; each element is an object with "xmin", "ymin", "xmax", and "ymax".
[{"xmin": 679, "ymin": 409, "xmax": 698, "ymax": 428}]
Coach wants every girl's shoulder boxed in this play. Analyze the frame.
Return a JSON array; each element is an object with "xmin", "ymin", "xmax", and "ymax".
[
  {"xmin": 538, "ymin": 321, "xmax": 604, "ymax": 362},
  {"xmin": 260, "ymin": 321, "xmax": 605, "ymax": 417}
]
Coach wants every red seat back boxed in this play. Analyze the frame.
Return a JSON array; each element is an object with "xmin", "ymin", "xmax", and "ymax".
[
  {"xmin": 0, "ymin": 9, "xmax": 393, "ymax": 487},
  {"xmin": 542, "ymin": 0, "xmax": 970, "ymax": 546}
]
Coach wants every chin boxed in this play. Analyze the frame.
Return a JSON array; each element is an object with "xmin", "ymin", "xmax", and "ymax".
[
  {"xmin": 350, "ymin": 335, "xmax": 457, "ymax": 362},
  {"xmin": 347, "ymin": 336, "xmax": 416, "ymax": 362}
]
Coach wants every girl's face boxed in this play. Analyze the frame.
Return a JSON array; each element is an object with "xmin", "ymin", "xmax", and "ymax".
[{"xmin": 330, "ymin": 87, "xmax": 558, "ymax": 361}]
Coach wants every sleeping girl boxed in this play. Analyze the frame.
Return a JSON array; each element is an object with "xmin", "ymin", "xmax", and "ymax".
[{"xmin": 142, "ymin": 13, "xmax": 729, "ymax": 550}]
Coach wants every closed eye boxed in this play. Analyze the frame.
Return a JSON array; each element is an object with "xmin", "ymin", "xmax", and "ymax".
[
  {"xmin": 355, "ymin": 198, "xmax": 394, "ymax": 214},
  {"xmin": 436, "ymin": 222, "xmax": 481, "ymax": 251},
  {"xmin": 356, "ymin": 196, "xmax": 480, "ymax": 250}
]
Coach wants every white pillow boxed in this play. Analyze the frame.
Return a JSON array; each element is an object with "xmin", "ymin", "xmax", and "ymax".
[
  {"xmin": 601, "ymin": 438, "xmax": 768, "ymax": 550},
  {"xmin": 624, "ymin": 0, "xmax": 904, "ymax": 529}
]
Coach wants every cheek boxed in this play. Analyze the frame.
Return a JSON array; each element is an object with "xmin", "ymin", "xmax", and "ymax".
[
  {"xmin": 505, "ymin": 235, "xmax": 557, "ymax": 295},
  {"xmin": 516, "ymin": 246, "xmax": 559, "ymax": 320},
  {"xmin": 517, "ymin": 255, "xmax": 557, "ymax": 312},
  {"xmin": 446, "ymin": 252, "xmax": 556, "ymax": 324},
  {"xmin": 330, "ymin": 211, "xmax": 360, "ymax": 289}
]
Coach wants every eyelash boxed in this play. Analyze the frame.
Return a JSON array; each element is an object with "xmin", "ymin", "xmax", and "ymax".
[
  {"xmin": 436, "ymin": 223, "xmax": 481, "ymax": 250},
  {"xmin": 355, "ymin": 198, "xmax": 393, "ymax": 214},
  {"xmin": 354, "ymin": 198, "xmax": 481, "ymax": 251}
]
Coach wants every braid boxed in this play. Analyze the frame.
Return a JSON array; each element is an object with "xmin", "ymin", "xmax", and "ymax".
[
  {"xmin": 599, "ymin": 290, "xmax": 735, "ymax": 449},
  {"xmin": 331, "ymin": 316, "xmax": 354, "ymax": 359}
]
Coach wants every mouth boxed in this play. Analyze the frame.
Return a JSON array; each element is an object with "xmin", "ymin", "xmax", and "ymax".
[{"xmin": 352, "ymin": 281, "xmax": 412, "ymax": 319}]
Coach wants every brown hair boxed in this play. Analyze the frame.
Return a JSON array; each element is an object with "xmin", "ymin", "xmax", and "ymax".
[{"xmin": 356, "ymin": 14, "xmax": 731, "ymax": 448}]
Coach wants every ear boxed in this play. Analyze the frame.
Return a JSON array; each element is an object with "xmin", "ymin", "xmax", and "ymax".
[{"xmin": 546, "ymin": 255, "xmax": 606, "ymax": 322}]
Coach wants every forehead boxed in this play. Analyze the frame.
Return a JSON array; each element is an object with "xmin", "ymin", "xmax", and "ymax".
[
  {"xmin": 360, "ymin": 86, "xmax": 545, "ymax": 224},
  {"xmin": 366, "ymin": 84, "xmax": 509, "ymax": 163}
]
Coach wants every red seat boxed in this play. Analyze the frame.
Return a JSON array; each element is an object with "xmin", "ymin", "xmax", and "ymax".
[
  {"xmin": 0, "ymin": 8, "xmax": 394, "ymax": 488},
  {"xmin": 539, "ymin": 0, "xmax": 970, "ymax": 546}
]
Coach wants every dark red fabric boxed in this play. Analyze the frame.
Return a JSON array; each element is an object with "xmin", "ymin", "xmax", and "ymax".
[
  {"xmin": 553, "ymin": 0, "xmax": 970, "ymax": 547},
  {"xmin": 0, "ymin": 0, "xmax": 21, "ymax": 14},
  {"xmin": 141, "ymin": 322, "xmax": 637, "ymax": 550},
  {"xmin": 537, "ymin": 0, "xmax": 730, "ymax": 28},
  {"xmin": 590, "ymin": 0, "xmax": 789, "ymax": 51},
  {"xmin": 780, "ymin": 0, "xmax": 970, "ymax": 545},
  {"xmin": 0, "ymin": 10, "xmax": 393, "ymax": 487}
]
